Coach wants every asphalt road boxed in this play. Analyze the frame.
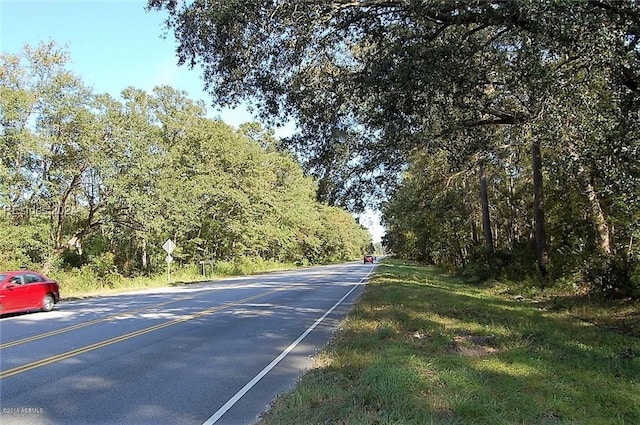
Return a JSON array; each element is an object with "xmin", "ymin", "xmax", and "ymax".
[{"xmin": 0, "ymin": 261, "xmax": 376, "ymax": 425}]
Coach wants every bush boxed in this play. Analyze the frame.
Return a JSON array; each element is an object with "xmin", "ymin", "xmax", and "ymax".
[
  {"xmin": 0, "ymin": 220, "xmax": 49, "ymax": 267},
  {"xmin": 213, "ymin": 256, "xmax": 295, "ymax": 276},
  {"xmin": 584, "ymin": 255, "xmax": 639, "ymax": 298},
  {"xmin": 213, "ymin": 260, "xmax": 240, "ymax": 276},
  {"xmin": 89, "ymin": 252, "xmax": 119, "ymax": 279},
  {"xmin": 463, "ymin": 243, "xmax": 537, "ymax": 283},
  {"xmin": 50, "ymin": 266, "xmax": 102, "ymax": 295},
  {"xmin": 632, "ymin": 264, "xmax": 640, "ymax": 291},
  {"xmin": 61, "ymin": 249, "xmax": 85, "ymax": 269}
]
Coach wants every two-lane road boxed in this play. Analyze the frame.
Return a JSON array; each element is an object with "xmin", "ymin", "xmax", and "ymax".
[{"xmin": 0, "ymin": 261, "xmax": 376, "ymax": 425}]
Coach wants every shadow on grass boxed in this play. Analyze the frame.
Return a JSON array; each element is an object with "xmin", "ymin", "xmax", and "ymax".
[
  {"xmin": 534, "ymin": 294, "xmax": 640, "ymax": 338},
  {"xmin": 261, "ymin": 260, "xmax": 640, "ymax": 425}
]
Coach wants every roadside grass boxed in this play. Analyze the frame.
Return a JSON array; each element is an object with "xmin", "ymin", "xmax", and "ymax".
[
  {"xmin": 258, "ymin": 259, "xmax": 640, "ymax": 425},
  {"xmin": 51, "ymin": 257, "xmax": 302, "ymax": 298}
]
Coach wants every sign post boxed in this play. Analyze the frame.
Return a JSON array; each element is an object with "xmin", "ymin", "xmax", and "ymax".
[{"xmin": 162, "ymin": 239, "xmax": 176, "ymax": 283}]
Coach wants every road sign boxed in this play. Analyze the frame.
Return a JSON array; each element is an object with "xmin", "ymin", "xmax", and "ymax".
[
  {"xmin": 162, "ymin": 239, "xmax": 176, "ymax": 254},
  {"xmin": 163, "ymin": 239, "xmax": 176, "ymax": 284}
]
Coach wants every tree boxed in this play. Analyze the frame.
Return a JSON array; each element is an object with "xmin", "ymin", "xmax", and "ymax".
[
  {"xmin": 1, "ymin": 42, "xmax": 69, "ymax": 222},
  {"xmin": 2, "ymin": 42, "xmax": 373, "ymax": 277},
  {"xmin": 148, "ymin": 0, "xmax": 639, "ymax": 288},
  {"xmin": 1, "ymin": 42, "xmax": 112, "ymax": 270}
]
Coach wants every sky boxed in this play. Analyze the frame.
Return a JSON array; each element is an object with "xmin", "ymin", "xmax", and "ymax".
[
  {"xmin": 0, "ymin": 0, "xmax": 248, "ymax": 123},
  {"xmin": 0, "ymin": 0, "xmax": 385, "ymax": 243}
]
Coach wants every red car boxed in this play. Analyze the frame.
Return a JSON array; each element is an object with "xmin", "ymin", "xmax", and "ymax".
[
  {"xmin": 0, "ymin": 271, "xmax": 60, "ymax": 315},
  {"xmin": 364, "ymin": 255, "xmax": 374, "ymax": 264}
]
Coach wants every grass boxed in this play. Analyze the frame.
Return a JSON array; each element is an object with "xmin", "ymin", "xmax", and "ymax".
[
  {"xmin": 50, "ymin": 258, "xmax": 302, "ymax": 298},
  {"xmin": 258, "ymin": 259, "xmax": 640, "ymax": 425}
]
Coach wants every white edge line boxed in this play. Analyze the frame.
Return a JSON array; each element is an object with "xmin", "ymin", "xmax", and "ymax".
[{"xmin": 202, "ymin": 268, "xmax": 373, "ymax": 425}]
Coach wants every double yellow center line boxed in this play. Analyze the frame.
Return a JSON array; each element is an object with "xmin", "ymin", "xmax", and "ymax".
[
  {"xmin": 0, "ymin": 289, "xmax": 279, "ymax": 380},
  {"xmin": 0, "ymin": 295, "xmax": 201, "ymax": 350}
]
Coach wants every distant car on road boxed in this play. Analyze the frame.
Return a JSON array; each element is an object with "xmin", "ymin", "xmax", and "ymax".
[
  {"xmin": 0, "ymin": 271, "xmax": 60, "ymax": 315},
  {"xmin": 364, "ymin": 255, "xmax": 374, "ymax": 264}
]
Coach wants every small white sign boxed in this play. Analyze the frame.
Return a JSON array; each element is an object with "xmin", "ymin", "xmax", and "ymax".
[
  {"xmin": 162, "ymin": 239, "xmax": 176, "ymax": 254},
  {"xmin": 165, "ymin": 254, "xmax": 173, "ymax": 264}
]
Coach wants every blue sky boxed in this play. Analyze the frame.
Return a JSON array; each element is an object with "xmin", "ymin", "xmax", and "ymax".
[
  {"xmin": 0, "ymin": 0, "xmax": 385, "ymax": 242},
  {"xmin": 0, "ymin": 0, "xmax": 254, "ymax": 126}
]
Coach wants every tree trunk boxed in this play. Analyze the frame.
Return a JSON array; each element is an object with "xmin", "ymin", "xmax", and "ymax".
[
  {"xmin": 566, "ymin": 143, "xmax": 612, "ymax": 256},
  {"xmin": 42, "ymin": 251, "xmax": 61, "ymax": 275},
  {"xmin": 471, "ymin": 220, "xmax": 478, "ymax": 244},
  {"xmin": 531, "ymin": 138, "xmax": 549, "ymax": 285},
  {"xmin": 141, "ymin": 236, "xmax": 148, "ymax": 270},
  {"xmin": 457, "ymin": 238, "xmax": 466, "ymax": 267},
  {"xmin": 51, "ymin": 173, "xmax": 83, "ymax": 249},
  {"xmin": 479, "ymin": 161, "xmax": 494, "ymax": 253},
  {"xmin": 507, "ymin": 155, "xmax": 517, "ymax": 248}
]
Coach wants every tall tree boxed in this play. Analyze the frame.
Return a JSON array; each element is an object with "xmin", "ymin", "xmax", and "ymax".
[
  {"xmin": 148, "ymin": 0, "xmax": 639, "ymax": 285},
  {"xmin": 1, "ymin": 43, "xmax": 112, "ymax": 269},
  {"xmin": 478, "ymin": 159, "xmax": 494, "ymax": 254},
  {"xmin": 1, "ymin": 42, "xmax": 69, "ymax": 221}
]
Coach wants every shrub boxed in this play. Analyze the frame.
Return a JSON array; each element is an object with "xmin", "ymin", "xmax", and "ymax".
[
  {"xmin": 464, "ymin": 243, "xmax": 537, "ymax": 283},
  {"xmin": 0, "ymin": 220, "xmax": 49, "ymax": 267},
  {"xmin": 89, "ymin": 252, "xmax": 119, "ymax": 278},
  {"xmin": 214, "ymin": 260, "xmax": 239, "ymax": 276},
  {"xmin": 585, "ymin": 255, "xmax": 639, "ymax": 299}
]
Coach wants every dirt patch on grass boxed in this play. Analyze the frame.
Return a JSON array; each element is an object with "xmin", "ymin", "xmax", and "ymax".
[{"xmin": 451, "ymin": 333, "xmax": 499, "ymax": 357}]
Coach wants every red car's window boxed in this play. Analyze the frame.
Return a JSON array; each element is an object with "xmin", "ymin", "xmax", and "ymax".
[
  {"xmin": 24, "ymin": 274, "xmax": 44, "ymax": 283},
  {"xmin": 10, "ymin": 275, "xmax": 24, "ymax": 285}
]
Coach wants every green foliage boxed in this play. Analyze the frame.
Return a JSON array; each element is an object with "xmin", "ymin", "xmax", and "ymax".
[
  {"xmin": 383, "ymin": 150, "xmax": 478, "ymax": 266},
  {"xmin": 631, "ymin": 263, "xmax": 640, "ymax": 292},
  {"xmin": 0, "ymin": 42, "xmax": 372, "ymax": 279},
  {"xmin": 585, "ymin": 255, "xmax": 640, "ymax": 299},
  {"xmin": 50, "ymin": 266, "xmax": 105, "ymax": 295},
  {"xmin": 211, "ymin": 258, "xmax": 298, "ymax": 277},
  {"xmin": 147, "ymin": 0, "xmax": 640, "ymax": 295},
  {"xmin": 0, "ymin": 215, "xmax": 49, "ymax": 267},
  {"xmin": 87, "ymin": 252, "xmax": 119, "ymax": 279},
  {"xmin": 381, "ymin": 126, "xmax": 640, "ymax": 295},
  {"xmin": 464, "ymin": 245, "xmax": 537, "ymax": 284}
]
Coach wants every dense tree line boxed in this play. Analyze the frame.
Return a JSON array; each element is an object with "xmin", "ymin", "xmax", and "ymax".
[
  {"xmin": 148, "ymin": 0, "xmax": 639, "ymax": 296},
  {"xmin": 375, "ymin": 2, "xmax": 640, "ymax": 295},
  {"xmin": 382, "ymin": 124, "xmax": 639, "ymax": 292},
  {"xmin": 0, "ymin": 42, "xmax": 373, "ymax": 276}
]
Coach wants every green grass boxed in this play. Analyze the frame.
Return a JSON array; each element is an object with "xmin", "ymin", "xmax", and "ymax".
[
  {"xmin": 51, "ymin": 257, "xmax": 301, "ymax": 298},
  {"xmin": 258, "ymin": 259, "xmax": 640, "ymax": 425}
]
